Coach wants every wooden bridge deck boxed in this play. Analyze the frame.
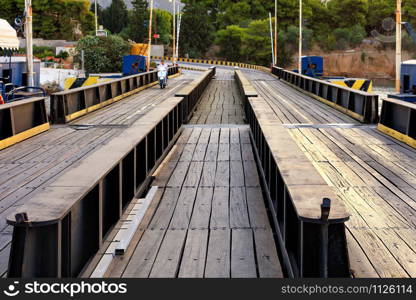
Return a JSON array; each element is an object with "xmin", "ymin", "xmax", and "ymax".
[
  {"xmin": 99, "ymin": 73, "xmax": 283, "ymax": 278},
  {"xmin": 189, "ymin": 70, "xmax": 244, "ymax": 124},
  {"xmin": 243, "ymin": 69, "xmax": 416, "ymax": 278},
  {"xmin": 0, "ymin": 73, "xmax": 196, "ymax": 277},
  {"xmin": 108, "ymin": 125, "xmax": 282, "ymax": 278}
]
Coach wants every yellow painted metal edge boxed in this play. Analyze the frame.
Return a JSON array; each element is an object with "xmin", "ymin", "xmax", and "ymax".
[
  {"xmin": 377, "ymin": 123, "xmax": 416, "ymax": 149},
  {"xmin": 0, "ymin": 123, "xmax": 50, "ymax": 151},
  {"xmin": 65, "ymin": 72, "xmax": 182, "ymax": 123}
]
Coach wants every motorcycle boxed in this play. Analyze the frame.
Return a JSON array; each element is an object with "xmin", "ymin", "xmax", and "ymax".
[{"xmin": 158, "ymin": 70, "xmax": 167, "ymax": 89}]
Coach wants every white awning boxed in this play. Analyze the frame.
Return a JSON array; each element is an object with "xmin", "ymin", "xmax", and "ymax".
[{"xmin": 0, "ymin": 19, "xmax": 19, "ymax": 50}]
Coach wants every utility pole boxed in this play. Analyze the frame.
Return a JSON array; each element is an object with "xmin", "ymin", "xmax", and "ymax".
[
  {"xmin": 274, "ymin": 0, "xmax": 277, "ymax": 66},
  {"xmin": 269, "ymin": 12, "xmax": 275, "ymax": 65},
  {"xmin": 173, "ymin": 0, "xmax": 176, "ymax": 64},
  {"xmin": 396, "ymin": 0, "xmax": 402, "ymax": 93},
  {"xmin": 94, "ymin": 0, "xmax": 98, "ymax": 36},
  {"xmin": 299, "ymin": 0, "xmax": 303, "ymax": 74},
  {"xmin": 25, "ymin": 0, "xmax": 34, "ymax": 87},
  {"xmin": 147, "ymin": 0, "xmax": 154, "ymax": 72},
  {"xmin": 176, "ymin": 10, "xmax": 182, "ymax": 59}
]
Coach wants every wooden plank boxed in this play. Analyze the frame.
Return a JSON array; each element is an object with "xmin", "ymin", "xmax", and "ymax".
[
  {"xmin": 189, "ymin": 187, "xmax": 213, "ymax": 230},
  {"xmin": 346, "ymin": 229, "xmax": 380, "ymax": 278},
  {"xmin": 348, "ymin": 227, "xmax": 409, "ymax": 278},
  {"xmin": 205, "ymin": 143, "xmax": 218, "ymax": 161},
  {"xmin": 169, "ymin": 187, "xmax": 198, "ymax": 230},
  {"xmin": 178, "ymin": 229, "xmax": 209, "ymax": 278},
  {"xmin": 167, "ymin": 161, "xmax": 190, "ymax": 188},
  {"xmin": 219, "ymin": 128, "xmax": 230, "ymax": 144},
  {"xmin": 122, "ymin": 229, "xmax": 165, "ymax": 278},
  {"xmin": 183, "ymin": 161, "xmax": 204, "ymax": 187},
  {"xmin": 210, "ymin": 187, "xmax": 229, "ymax": 229},
  {"xmin": 149, "ymin": 229, "xmax": 188, "ymax": 278},
  {"xmin": 215, "ymin": 161, "xmax": 229, "ymax": 187},
  {"xmin": 253, "ymin": 228, "xmax": 283, "ymax": 278},
  {"xmin": 205, "ymin": 229, "xmax": 231, "ymax": 278},
  {"xmin": 243, "ymin": 159, "xmax": 260, "ymax": 187},
  {"xmin": 246, "ymin": 187, "xmax": 270, "ymax": 229},
  {"xmin": 192, "ymin": 143, "xmax": 208, "ymax": 161},
  {"xmin": 179, "ymin": 143, "xmax": 197, "ymax": 162},
  {"xmin": 230, "ymin": 160, "xmax": 245, "ymax": 187},
  {"xmin": 231, "ymin": 228, "xmax": 257, "ymax": 278},
  {"xmin": 230, "ymin": 143, "xmax": 242, "ymax": 161},
  {"xmin": 148, "ymin": 187, "xmax": 181, "ymax": 230},
  {"xmin": 230, "ymin": 187, "xmax": 250, "ymax": 229},
  {"xmin": 217, "ymin": 143, "xmax": 229, "ymax": 161}
]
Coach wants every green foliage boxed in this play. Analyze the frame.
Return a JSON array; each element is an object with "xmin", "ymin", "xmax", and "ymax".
[
  {"xmin": 125, "ymin": 0, "xmax": 149, "ymax": 43},
  {"xmin": 101, "ymin": 0, "xmax": 129, "ymax": 34},
  {"xmin": 215, "ymin": 25, "xmax": 245, "ymax": 61},
  {"xmin": 56, "ymin": 50, "xmax": 69, "ymax": 60},
  {"xmin": 154, "ymin": 9, "xmax": 173, "ymax": 45},
  {"xmin": 75, "ymin": 35, "xmax": 130, "ymax": 73},
  {"xmin": 180, "ymin": 0, "xmax": 215, "ymax": 58},
  {"xmin": 0, "ymin": 0, "xmax": 95, "ymax": 40}
]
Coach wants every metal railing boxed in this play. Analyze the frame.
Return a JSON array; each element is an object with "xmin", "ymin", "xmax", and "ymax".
[
  {"xmin": 51, "ymin": 67, "xmax": 179, "ymax": 124},
  {"xmin": 378, "ymin": 97, "xmax": 416, "ymax": 149},
  {"xmin": 272, "ymin": 67, "xmax": 379, "ymax": 124},
  {"xmin": 236, "ymin": 70, "xmax": 350, "ymax": 278},
  {"xmin": 0, "ymin": 97, "xmax": 50, "ymax": 151}
]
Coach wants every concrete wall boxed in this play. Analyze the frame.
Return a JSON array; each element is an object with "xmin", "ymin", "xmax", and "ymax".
[
  {"xmin": 19, "ymin": 38, "xmax": 76, "ymax": 49},
  {"xmin": 151, "ymin": 45, "xmax": 164, "ymax": 57}
]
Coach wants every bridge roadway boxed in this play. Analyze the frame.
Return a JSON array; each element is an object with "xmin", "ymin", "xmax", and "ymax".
[
  {"xmin": 2, "ymin": 66, "xmax": 416, "ymax": 278},
  {"xmin": 0, "ymin": 71, "xmax": 197, "ymax": 277},
  {"xmin": 242, "ymin": 69, "xmax": 416, "ymax": 278},
  {"xmin": 86, "ymin": 69, "xmax": 283, "ymax": 278}
]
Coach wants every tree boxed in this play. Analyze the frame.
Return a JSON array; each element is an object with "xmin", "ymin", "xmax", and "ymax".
[
  {"xmin": 180, "ymin": 0, "xmax": 215, "ymax": 58},
  {"xmin": 328, "ymin": 0, "xmax": 369, "ymax": 29},
  {"xmin": 75, "ymin": 35, "xmax": 130, "ymax": 73},
  {"xmin": 0, "ymin": 0, "xmax": 95, "ymax": 40},
  {"xmin": 101, "ymin": 0, "xmax": 129, "ymax": 34},
  {"xmin": 215, "ymin": 25, "xmax": 245, "ymax": 61},
  {"xmin": 154, "ymin": 9, "xmax": 172, "ymax": 45},
  {"xmin": 127, "ymin": 0, "xmax": 149, "ymax": 43}
]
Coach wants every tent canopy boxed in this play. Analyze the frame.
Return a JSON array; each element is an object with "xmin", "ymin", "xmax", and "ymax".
[{"xmin": 0, "ymin": 19, "xmax": 19, "ymax": 50}]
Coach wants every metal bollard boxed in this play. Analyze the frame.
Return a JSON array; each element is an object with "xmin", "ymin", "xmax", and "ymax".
[{"xmin": 320, "ymin": 198, "xmax": 331, "ymax": 278}]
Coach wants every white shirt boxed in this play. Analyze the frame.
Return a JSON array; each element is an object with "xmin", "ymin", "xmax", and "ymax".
[{"xmin": 157, "ymin": 63, "xmax": 168, "ymax": 73}]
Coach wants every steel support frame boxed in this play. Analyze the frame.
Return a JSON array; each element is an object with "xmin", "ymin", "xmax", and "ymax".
[
  {"xmin": 51, "ymin": 67, "xmax": 179, "ymax": 124},
  {"xmin": 272, "ymin": 67, "xmax": 378, "ymax": 124},
  {"xmin": 7, "ymin": 99, "xmax": 185, "ymax": 278},
  {"xmin": 245, "ymin": 101, "xmax": 350, "ymax": 278},
  {"xmin": 0, "ymin": 97, "xmax": 49, "ymax": 150}
]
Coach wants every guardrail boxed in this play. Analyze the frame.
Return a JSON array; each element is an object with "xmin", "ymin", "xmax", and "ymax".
[
  {"xmin": 235, "ymin": 70, "xmax": 350, "ymax": 278},
  {"xmin": 272, "ymin": 67, "xmax": 379, "ymax": 124},
  {"xmin": 152, "ymin": 56, "xmax": 270, "ymax": 72},
  {"xmin": 50, "ymin": 66, "xmax": 179, "ymax": 124},
  {"xmin": 176, "ymin": 67, "xmax": 216, "ymax": 122},
  {"xmin": 0, "ymin": 97, "xmax": 50, "ymax": 150},
  {"xmin": 377, "ymin": 97, "xmax": 416, "ymax": 149},
  {"xmin": 6, "ymin": 68, "xmax": 215, "ymax": 278}
]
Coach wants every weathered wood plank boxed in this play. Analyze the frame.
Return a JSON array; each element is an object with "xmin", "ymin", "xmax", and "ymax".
[
  {"xmin": 178, "ymin": 229, "xmax": 209, "ymax": 278},
  {"xmin": 231, "ymin": 229, "xmax": 257, "ymax": 278},
  {"xmin": 205, "ymin": 229, "xmax": 231, "ymax": 278},
  {"xmin": 149, "ymin": 229, "xmax": 188, "ymax": 278}
]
